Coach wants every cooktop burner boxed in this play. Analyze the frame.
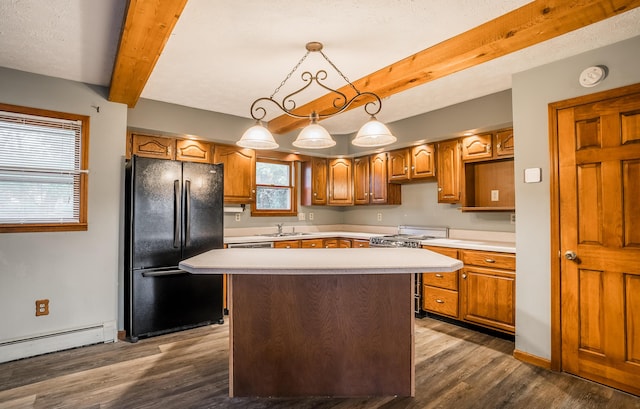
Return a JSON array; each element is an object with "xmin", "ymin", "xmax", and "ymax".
[{"xmin": 369, "ymin": 226, "xmax": 448, "ymax": 248}]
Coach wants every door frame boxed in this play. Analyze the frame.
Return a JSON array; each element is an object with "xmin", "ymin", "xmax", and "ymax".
[{"xmin": 548, "ymin": 82, "xmax": 640, "ymax": 371}]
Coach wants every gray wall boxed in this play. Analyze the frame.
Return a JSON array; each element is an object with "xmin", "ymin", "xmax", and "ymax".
[
  {"xmin": 0, "ymin": 68, "xmax": 126, "ymax": 345},
  {"xmin": 512, "ymin": 35, "xmax": 640, "ymax": 359}
]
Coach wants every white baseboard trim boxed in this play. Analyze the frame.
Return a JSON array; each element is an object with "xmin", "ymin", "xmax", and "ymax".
[{"xmin": 0, "ymin": 321, "xmax": 116, "ymax": 363}]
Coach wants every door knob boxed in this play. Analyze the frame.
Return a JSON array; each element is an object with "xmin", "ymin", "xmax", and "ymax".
[{"xmin": 564, "ymin": 250, "xmax": 577, "ymax": 260}]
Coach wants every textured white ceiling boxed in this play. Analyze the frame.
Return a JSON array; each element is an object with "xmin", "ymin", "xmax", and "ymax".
[{"xmin": 1, "ymin": 1, "xmax": 639, "ymax": 135}]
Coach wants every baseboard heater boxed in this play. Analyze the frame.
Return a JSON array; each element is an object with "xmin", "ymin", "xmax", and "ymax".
[{"xmin": 0, "ymin": 322, "xmax": 115, "ymax": 363}]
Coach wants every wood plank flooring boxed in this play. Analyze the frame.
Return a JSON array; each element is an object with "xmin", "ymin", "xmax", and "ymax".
[{"xmin": 1, "ymin": 317, "xmax": 638, "ymax": 409}]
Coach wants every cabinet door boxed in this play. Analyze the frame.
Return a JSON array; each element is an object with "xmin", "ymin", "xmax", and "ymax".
[
  {"xmin": 311, "ymin": 157, "xmax": 328, "ymax": 205},
  {"xmin": 300, "ymin": 238, "xmax": 324, "ymax": 249},
  {"xmin": 339, "ymin": 239, "xmax": 352, "ymax": 248},
  {"xmin": 213, "ymin": 145, "xmax": 256, "ymax": 204},
  {"xmin": 461, "ymin": 133, "xmax": 492, "ymax": 161},
  {"xmin": 410, "ymin": 144, "xmax": 435, "ymax": 179},
  {"xmin": 353, "ymin": 156, "xmax": 370, "ymax": 205},
  {"xmin": 328, "ymin": 158, "xmax": 353, "ymax": 205},
  {"xmin": 494, "ymin": 128, "xmax": 514, "ymax": 158},
  {"xmin": 436, "ymin": 139, "xmax": 461, "ymax": 203},
  {"xmin": 369, "ymin": 153, "xmax": 389, "ymax": 204},
  {"xmin": 352, "ymin": 239, "xmax": 370, "ymax": 248},
  {"xmin": 323, "ymin": 239, "xmax": 339, "ymax": 248},
  {"xmin": 460, "ymin": 266, "xmax": 515, "ymax": 333},
  {"xmin": 274, "ymin": 240, "xmax": 300, "ymax": 249},
  {"xmin": 176, "ymin": 139, "xmax": 213, "ymax": 163},
  {"xmin": 387, "ymin": 148, "xmax": 410, "ymax": 182},
  {"xmin": 131, "ymin": 133, "xmax": 175, "ymax": 160}
]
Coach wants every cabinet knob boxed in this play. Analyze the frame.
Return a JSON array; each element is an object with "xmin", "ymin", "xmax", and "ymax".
[
  {"xmin": 484, "ymin": 258, "xmax": 495, "ymax": 263},
  {"xmin": 411, "ymin": 166, "xmax": 415, "ymax": 170},
  {"xmin": 285, "ymin": 246, "xmax": 291, "ymax": 249},
  {"xmin": 462, "ymin": 273, "xmax": 467, "ymax": 279},
  {"xmin": 313, "ymin": 192, "xmax": 317, "ymax": 196},
  {"xmin": 438, "ymin": 187, "xmax": 442, "ymax": 192},
  {"xmin": 435, "ymin": 299, "xmax": 444, "ymax": 304},
  {"xmin": 404, "ymin": 167, "xmax": 408, "ymax": 171},
  {"xmin": 311, "ymin": 243, "xmax": 316, "ymax": 247},
  {"xmin": 435, "ymin": 273, "xmax": 443, "ymax": 278}
]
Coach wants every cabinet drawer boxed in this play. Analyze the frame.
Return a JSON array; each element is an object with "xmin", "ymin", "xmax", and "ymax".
[
  {"xmin": 423, "ymin": 272, "xmax": 458, "ymax": 290},
  {"xmin": 423, "ymin": 286, "xmax": 458, "ymax": 318},
  {"xmin": 422, "ymin": 245, "xmax": 458, "ymax": 259},
  {"xmin": 301, "ymin": 239, "xmax": 324, "ymax": 248},
  {"xmin": 460, "ymin": 250, "xmax": 515, "ymax": 270},
  {"xmin": 274, "ymin": 240, "xmax": 300, "ymax": 249}
]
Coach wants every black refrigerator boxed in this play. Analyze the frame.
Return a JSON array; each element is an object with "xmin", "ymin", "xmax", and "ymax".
[{"xmin": 124, "ymin": 155, "xmax": 224, "ymax": 342}]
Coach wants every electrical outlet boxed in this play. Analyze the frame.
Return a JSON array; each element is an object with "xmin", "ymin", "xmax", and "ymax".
[
  {"xmin": 510, "ymin": 213, "xmax": 516, "ymax": 224},
  {"xmin": 491, "ymin": 190, "xmax": 499, "ymax": 202},
  {"xmin": 235, "ymin": 213, "xmax": 241, "ymax": 222},
  {"xmin": 377, "ymin": 213, "xmax": 382, "ymax": 222},
  {"xmin": 308, "ymin": 212, "xmax": 314, "ymax": 221},
  {"xmin": 35, "ymin": 299, "xmax": 49, "ymax": 316},
  {"xmin": 298, "ymin": 212, "xmax": 306, "ymax": 221}
]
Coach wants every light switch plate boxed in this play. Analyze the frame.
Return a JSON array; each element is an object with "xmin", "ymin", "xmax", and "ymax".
[{"xmin": 524, "ymin": 168, "xmax": 542, "ymax": 183}]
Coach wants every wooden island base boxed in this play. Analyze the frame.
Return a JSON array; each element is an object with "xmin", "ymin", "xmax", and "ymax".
[{"xmin": 229, "ymin": 273, "xmax": 414, "ymax": 397}]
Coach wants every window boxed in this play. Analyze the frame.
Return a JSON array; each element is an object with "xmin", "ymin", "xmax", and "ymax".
[
  {"xmin": 0, "ymin": 103, "xmax": 89, "ymax": 233},
  {"xmin": 252, "ymin": 159, "xmax": 297, "ymax": 216}
]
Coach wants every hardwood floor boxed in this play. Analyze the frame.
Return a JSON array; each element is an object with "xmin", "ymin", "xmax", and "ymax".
[{"xmin": 1, "ymin": 317, "xmax": 638, "ymax": 409}]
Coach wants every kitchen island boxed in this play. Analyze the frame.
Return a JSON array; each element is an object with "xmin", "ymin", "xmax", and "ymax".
[{"xmin": 179, "ymin": 248, "xmax": 462, "ymax": 398}]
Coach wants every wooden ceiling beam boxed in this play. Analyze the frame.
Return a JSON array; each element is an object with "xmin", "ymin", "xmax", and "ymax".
[
  {"xmin": 108, "ymin": 0, "xmax": 188, "ymax": 107},
  {"xmin": 268, "ymin": 0, "xmax": 640, "ymax": 135}
]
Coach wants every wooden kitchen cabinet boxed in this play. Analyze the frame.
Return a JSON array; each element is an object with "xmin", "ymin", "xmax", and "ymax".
[
  {"xmin": 323, "ymin": 238, "xmax": 352, "ymax": 248},
  {"xmin": 328, "ymin": 158, "xmax": 353, "ymax": 206},
  {"xmin": 129, "ymin": 132, "xmax": 175, "ymax": 160},
  {"xmin": 461, "ymin": 133, "xmax": 492, "ymax": 161},
  {"xmin": 274, "ymin": 240, "xmax": 300, "ymax": 249},
  {"xmin": 422, "ymin": 246, "xmax": 460, "ymax": 319},
  {"xmin": 494, "ymin": 128, "xmax": 514, "ymax": 158},
  {"xmin": 459, "ymin": 249, "xmax": 516, "ymax": 334},
  {"xmin": 354, "ymin": 153, "xmax": 401, "ymax": 205},
  {"xmin": 460, "ymin": 128, "xmax": 515, "ymax": 211},
  {"xmin": 301, "ymin": 157, "xmax": 328, "ymax": 205},
  {"xmin": 461, "ymin": 128, "xmax": 514, "ymax": 162},
  {"xmin": 213, "ymin": 144, "xmax": 256, "ymax": 204},
  {"xmin": 436, "ymin": 139, "xmax": 461, "ymax": 203},
  {"xmin": 352, "ymin": 239, "xmax": 370, "ymax": 248},
  {"xmin": 300, "ymin": 238, "xmax": 324, "ymax": 249},
  {"xmin": 176, "ymin": 139, "xmax": 213, "ymax": 163},
  {"xmin": 387, "ymin": 144, "xmax": 436, "ymax": 183}
]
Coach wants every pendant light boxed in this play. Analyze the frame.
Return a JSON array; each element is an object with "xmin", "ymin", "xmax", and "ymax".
[{"xmin": 238, "ymin": 42, "xmax": 395, "ymax": 150}]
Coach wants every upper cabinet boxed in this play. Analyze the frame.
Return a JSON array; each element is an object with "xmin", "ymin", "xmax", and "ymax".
[
  {"xmin": 460, "ymin": 128, "xmax": 515, "ymax": 211},
  {"xmin": 213, "ymin": 144, "xmax": 256, "ymax": 204},
  {"xmin": 301, "ymin": 157, "xmax": 328, "ymax": 206},
  {"xmin": 129, "ymin": 133, "xmax": 175, "ymax": 160},
  {"xmin": 328, "ymin": 158, "xmax": 354, "ymax": 206},
  {"xmin": 494, "ymin": 128, "xmax": 514, "ymax": 158},
  {"xmin": 387, "ymin": 144, "xmax": 436, "ymax": 183},
  {"xmin": 354, "ymin": 153, "xmax": 401, "ymax": 205},
  {"xmin": 436, "ymin": 139, "xmax": 461, "ymax": 204},
  {"xmin": 176, "ymin": 139, "xmax": 213, "ymax": 163},
  {"xmin": 461, "ymin": 128, "xmax": 514, "ymax": 162}
]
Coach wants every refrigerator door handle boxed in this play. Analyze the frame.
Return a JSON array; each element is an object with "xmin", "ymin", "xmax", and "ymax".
[
  {"xmin": 185, "ymin": 179, "xmax": 191, "ymax": 247},
  {"xmin": 173, "ymin": 180, "xmax": 181, "ymax": 248},
  {"xmin": 184, "ymin": 179, "xmax": 191, "ymax": 246},
  {"xmin": 142, "ymin": 269, "xmax": 189, "ymax": 277}
]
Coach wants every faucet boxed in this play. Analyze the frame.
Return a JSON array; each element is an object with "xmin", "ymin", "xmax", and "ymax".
[{"xmin": 276, "ymin": 223, "xmax": 284, "ymax": 235}]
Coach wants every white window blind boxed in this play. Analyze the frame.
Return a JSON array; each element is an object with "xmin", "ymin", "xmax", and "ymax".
[{"xmin": 0, "ymin": 111, "xmax": 85, "ymax": 224}]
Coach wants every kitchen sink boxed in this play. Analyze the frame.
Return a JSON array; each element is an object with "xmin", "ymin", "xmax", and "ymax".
[{"xmin": 258, "ymin": 232, "xmax": 311, "ymax": 237}]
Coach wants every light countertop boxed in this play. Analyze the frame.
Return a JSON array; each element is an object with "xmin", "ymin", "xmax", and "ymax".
[
  {"xmin": 179, "ymin": 248, "xmax": 464, "ymax": 275},
  {"xmin": 224, "ymin": 231, "xmax": 516, "ymax": 253}
]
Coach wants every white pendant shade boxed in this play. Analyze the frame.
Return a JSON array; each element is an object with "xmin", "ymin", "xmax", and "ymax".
[
  {"xmin": 292, "ymin": 123, "xmax": 336, "ymax": 149},
  {"xmin": 351, "ymin": 117, "xmax": 397, "ymax": 147},
  {"xmin": 236, "ymin": 122, "xmax": 279, "ymax": 150}
]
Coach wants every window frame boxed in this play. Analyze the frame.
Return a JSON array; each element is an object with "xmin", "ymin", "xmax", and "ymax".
[
  {"xmin": 0, "ymin": 103, "xmax": 90, "ymax": 233},
  {"xmin": 251, "ymin": 158, "xmax": 298, "ymax": 217}
]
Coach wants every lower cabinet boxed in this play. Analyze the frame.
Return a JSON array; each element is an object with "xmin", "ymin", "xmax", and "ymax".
[
  {"xmin": 274, "ymin": 240, "xmax": 300, "ymax": 249},
  {"xmin": 459, "ymin": 250, "xmax": 515, "ymax": 334},
  {"xmin": 422, "ymin": 246, "xmax": 516, "ymax": 334}
]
